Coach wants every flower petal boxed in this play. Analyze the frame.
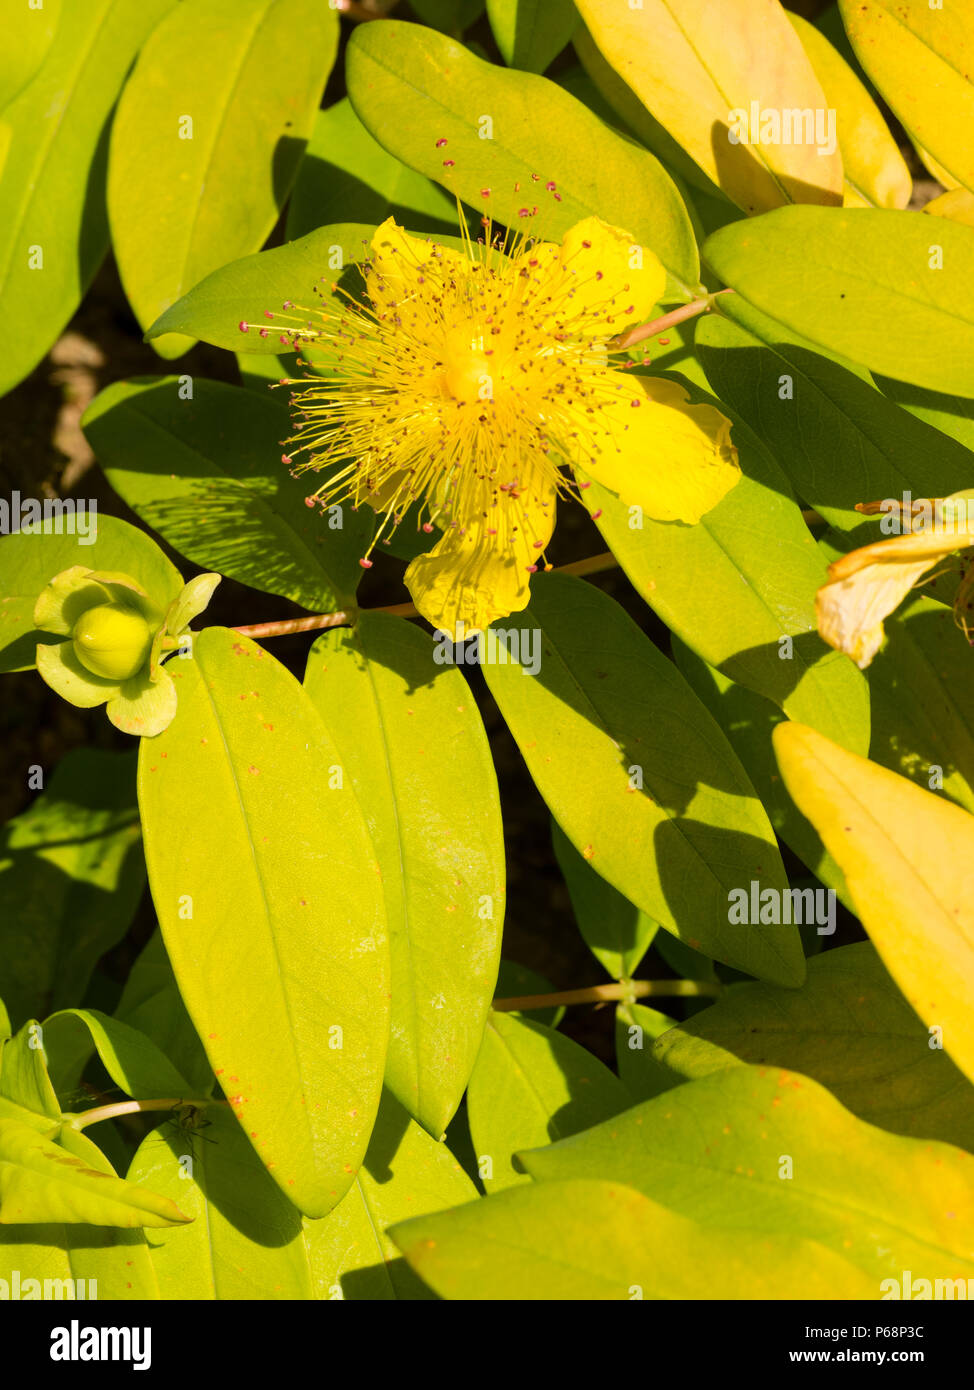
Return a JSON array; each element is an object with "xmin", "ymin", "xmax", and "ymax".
[
  {"xmin": 567, "ymin": 373, "xmax": 740, "ymax": 523},
  {"xmin": 107, "ymin": 666, "xmax": 178, "ymax": 738},
  {"xmin": 817, "ymin": 528, "xmax": 974, "ymax": 668},
  {"xmin": 405, "ymin": 472, "xmax": 556, "ymax": 638},
  {"xmin": 525, "ymin": 217, "xmax": 665, "ymax": 339},
  {"xmin": 367, "ymin": 217, "xmax": 470, "ymax": 316},
  {"xmin": 35, "ymin": 640, "xmax": 120, "ymax": 708},
  {"xmin": 33, "ymin": 567, "xmax": 113, "ymax": 636},
  {"xmin": 165, "ymin": 573, "xmax": 221, "ymax": 637}
]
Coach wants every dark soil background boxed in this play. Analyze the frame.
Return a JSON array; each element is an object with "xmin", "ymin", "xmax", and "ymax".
[{"xmin": 0, "ymin": 0, "xmax": 934, "ymax": 1067}]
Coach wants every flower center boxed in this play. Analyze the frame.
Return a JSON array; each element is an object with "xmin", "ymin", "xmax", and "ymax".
[
  {"xmin": 441, "ymin": 326, "xmax": 499, "ymax": 405},
  {"xmin": 72, "ymin": 603, "xmax": 152, "ymax": 681}
]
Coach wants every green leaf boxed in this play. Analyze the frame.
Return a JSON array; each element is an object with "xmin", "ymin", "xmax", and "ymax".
[
  {"xmin": 0, "ymin": 0, "xmax": 177, "ymax": 398},
  {"xmin": 864, "ymin": 591, "xmax": 974, "ymax": 817},
  {"xmin": 493, "ymin": 960, "xmax": 563, "ymax": 1028},
  {"xmin": 346, "ymin": 21, "xmax": 700, "ymax": 299},
  {"xmin": 614, "ymin": 1001, "xmax": 679, "ymax": 1102},
  {"xmin": 43, "ymin": 1009, "xmax": 193, "ymax": 1104},
  {"xmin": 0, "ymin": 513, "xmax": 183, "ymax": 673},
  {"xmin": 877, "ymin": 376, "xmax": 974, "ymax": 454},
  {"xmin": 83, "ymin": 377, "xmax": 371, "ymax": 610},
  {"xmin": 286, "ymin": 100, "xmax": 455, "ymax": 243},
  {"xmin": 0, "ymin": 1117, "xmax": 189, "ymax": 1229},
  {"xmin": 390, "ymin": 1177, "xmax": 875, "ymax": 1299},
  {"xmin": 127, "ymin": 1091, "xmax": 475, "ymax": 1299},
  {"xmin": 137, "ymin": 627, "xmax": 389, "ymax": 1218},
  {"xmin": 482, "ymin": 573, "xmax": 805, "ymax": 985},
  {"xmin": 704, "ymin": 206, "xmax": 974, "ymax": 398},
  {"xmin": 520, "ymin": 1065, "xmax": 974, "ymax": 1285},
  {"xmin": 0, "ymin": 1188, "xmax": 159, "ymax": 1301},
  {"xmin": 696, "ymin": 297, "xmax": 974, "ymax": 532},
  {"xmin": 552, "ymin": 819, "xmax": 657, "ymax": 981},
  {"xmin": 466, "ymin": 1011, "xmax": 631, "ymax": 1192},
  {"xmin": 115, "ymin": 931, "xmax": 213, "ymax": 1098},
  {"xmin": 411, "ymin": 0, "xmax": 485, "ymax": 32},
  {"xmin": 304, "ymin": 614, "xmax": 504, "ymax": 1137},
  {"xmin": 652, "ymin": 941, "xmax": 974, "ymax": 1153},
  {"xmin": 672, "ymin": 639, "xmax": 850, "ymax": 905},
  {"xmin": 572, "ymin": 0, "xmax": 842, "ymax": 213},
  {"xmin": 146, "ymin": 222, "xmax": 377, "ymax": 350},
  {"xmin": 299, "ymin": 1092, "xmax": 478, "ymax": 1300},
  {"xmin": 591, "ymin": 374, "xmax": 871, "ymax": 749},
  {"xmin": 108, "ymin": 0, "xmax": 338, "ymax": 357},
  {"xmin": 236, "ymin": 348, "xmax": 295, "ymax": 393},
  {"xmin": 0, "ymin": 1022, "xmax": 61, "ymax": 1121},
  {"xmin": 774, "ymin": 720, "xmax": 974, "ymax": 1088},
  {"xmin": 0, "ymin": 0, "xmax": 61, "ymax": 109},
  {"xmin": 839, "ymin": 0, "xmax": 974, "ymax": 195},
  {"xmin": 127, "ymin": 1103, "xmax": 313, "ymax": 1299},
  {"xmin": 0, "ymin": 750, "xmax": 144, "ymax": 1029},
  {"xmin": 486, "ymin": 0, "xmax": 578, "ymax": 74}
]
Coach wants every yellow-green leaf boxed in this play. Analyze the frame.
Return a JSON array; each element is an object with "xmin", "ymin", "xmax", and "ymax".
[
  {"xmin": 108, "ymin": 0, "xmax": 338, "ymax": 357},
  {"xmin": 391, "ymin": 1178, "xmax": 875, "ymax": 1300}
]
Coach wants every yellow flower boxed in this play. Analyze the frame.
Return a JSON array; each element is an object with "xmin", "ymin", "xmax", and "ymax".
[
  {"xmin": 271, "ymin": 214, "xmax": 740, "ymax": 636},
  {"xmin": 817, "ymin": 499, "xmax": 974, "ymax": 668}
]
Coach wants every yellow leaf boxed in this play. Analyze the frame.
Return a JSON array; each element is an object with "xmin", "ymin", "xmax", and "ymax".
[
  {"xmin": 925, "ymin": 188, "xmax": 974, "ymax": 229},
  {"xmin": 774, "ymin": 721, "xmax": 974, "ymax": 1085},
  {"xmin": 787, "ymin": 12, "xmax": 911, "ymax": 209},
  {"xmin": 840, "ymin": 0, "xmax": 974, "ymax": 194},
  {"xmin": 573, "ymin": 0, "xmax": 843, "ymax": 213}
]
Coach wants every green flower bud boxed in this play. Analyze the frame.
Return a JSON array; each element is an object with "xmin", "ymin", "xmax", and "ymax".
[{"xmin": 72, "ymin": 602, "xmax": 153, "ymax": 681}]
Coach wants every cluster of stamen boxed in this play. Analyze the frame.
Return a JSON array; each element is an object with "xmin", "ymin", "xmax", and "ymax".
[{"xmin": 237, "ymin": 152, "xmax": 645, "ymax": 571}]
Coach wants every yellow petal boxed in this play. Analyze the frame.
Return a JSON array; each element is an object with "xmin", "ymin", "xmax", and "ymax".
[
  {"xmin": 566, "ymin": 373, "xmax": 739, "ymax": 523},
  {"xmin": 524, "ymin": 217, "xmax": 665, "ymax": 339},
  {"xmin": 367, "ymin": 217, "xmax": 469, "ymax": 316},
  {"xmin": 817, "ymin": 526, "xmax": 974, "ymax": 668},
  {"xmin": 405, "ymin": 472, "xmax": 556, "ymax": 639}
]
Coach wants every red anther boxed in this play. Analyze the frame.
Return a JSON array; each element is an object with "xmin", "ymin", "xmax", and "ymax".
[
  {"xmin": 629, "ymin": 398, "xmax": 641, "ymax": 408},
  {"xmin": 280, "ymin": 335, "xmax": 289, "ymax": 344},
  {"xmin": 436, "ymin": 138, "xmax": 448, "ymax": 147},
  {"xmin": 259, "ymin": 328, "xmax": 269, "ymax": 338},
  {"xmin": 533, "ymin": 540, "xmax": 544, "ymax": 549},
  {"xmin": 264, "ymin": 310, "xmax": 274, "ymax": 319},
  {"xmin": 304, "ymin": 495, "xmax": 315, "ymax": 508},
  {"xmin": 546, "ymin": 181, "xmax": 556, "ymax": 191},
  {"xmin": 519, "ymin": 208, "xmax": 530, "ymax": 217},
  {"xmin": 480, "ymin": 188, "xmax": 491, "ymax": 198},
  {"xmin": 283, "ymin": 453, "xmax": 294, "ymax": 465},
  {"xmin": 422, "ymin": 523, "xmax": 434, "ymax": 533},
  {"xmin": 595, "ymin": 271, "xmax": 604, "ymax": 281},
  {"xmin": 443, "ymin": 159, "xmax": 455, "ymax": 167},
  {"xmin": 359, "ymin": 557, "xmax": 374, "ymax": 569},
  {"xmin": 658, "ymin": 337, "xmax": 670, "ymax": 345},
  {"xmin": 283, "ymin": 301, "xmax": 293, "ymax": 309},
  {"xmin": 590, "ymin": 509, "xmax": 603, "ymax": 520},
  {"xmin": 531, "ymin": 173, "xmax": 540, "ymax": 182},
  {"xmin": 553, "ymin": 193, "xmax": 563, "ymax": 201},
  {"xmin": 526, "ymin": 564, "xmax": 538, "ymax": 573},
  {"xmin": 238, "ymin": 321, "xmax": 249, "ymax": 333},
  {"xmin": 582, "ymin": 240, "xmax": 592, "ymax": 248},
  {"xmin": 579, "ymin": 479, "xmax": 591, "ymax": 489}
]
